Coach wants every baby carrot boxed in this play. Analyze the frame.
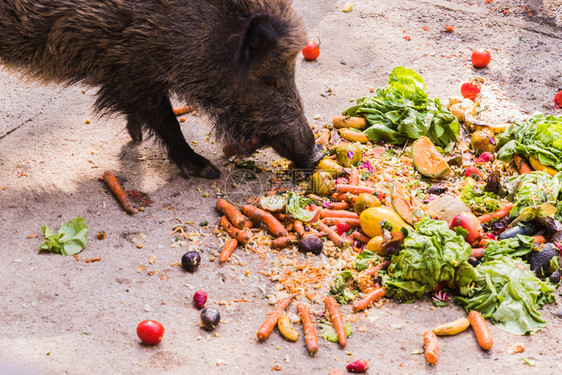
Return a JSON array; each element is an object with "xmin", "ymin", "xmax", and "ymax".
[
  {"xmin": 324, "ymin": 296, "xmax": 346, "ymax": 348},
  {"xmin": 513, "ymin": 154, "xmax": 532, "ymax": 174},
  {"xmin": 352, "ymin": 287, "xmax": 385, "ymax": 312},
  {"xmin": 335, "ymin": 184, "xmax": 375, "ymax": 195},
  {"xmin": 256, "ymin": 294, "xmax": 296, "ymax": 341},
  {"xmin": 318, "ymin": 222, "xmax": 350, "ymax": 248},
  {"xmin": 293, "ymin": 220, "xmax": 306, "ymax": 237},
  {"xmin": 423, "ymin": 330, "xmax": 439, "ymax": 365},
  {"xmin": 271, "ymin": 235, "xmax": 297, "ymax": 249},
  {"xmin": 172, "ymin": 105, "xmax": 195, "ymax": 116},
  {"xmin": 241, "ymin": 205, "xmax": 288, "ymax": 237},
  {"xmin": 363, "ymin": 259, "xmax": 391, "ymax": 276},
  {"xmin": 349, "ymin": 166, "xmax": 360, "ymax": 185},
  {"xmin": 352, "ymin": 231, "xmax": 371, "ymax": 243},
  {"xmin": 102, "ymin": 170, "xmax": 137, "ymax": 214},
  {"xmin": 219, "ymin": 216, "xmax": 250, "ymax": 244},
  {"xmin": 327, "ymin": 201, "xmax": 350, "ymax": 210},
  {"xmin": 477, "ymin": 202, "xmax": 514, "ymax": 224},
  {"xmin": 219, "ymin": 238, "xmax": 238, "ymax": 263},
  {"xmin": 321, "ymin": 217, "xmax": 361, "ymax": 228},
  {"xmin": 319, "ymin": 209, "xmax": 359, "ymax": 219},
  {"xmin": 297, "ymin": 303, "xmax": 318, "ymax": 356},
  {"xmin": 468, "ymin": 310, "xmax": 493, "ymax": 350},
  {"xmin": 216, "ymin": 198, "xmax": 247, "ymax": 229}
]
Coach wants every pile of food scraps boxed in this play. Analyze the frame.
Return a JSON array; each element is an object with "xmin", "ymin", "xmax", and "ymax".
[{"xmin": 212, "ymin": 66, "xmax": 561, "ymax": 368}]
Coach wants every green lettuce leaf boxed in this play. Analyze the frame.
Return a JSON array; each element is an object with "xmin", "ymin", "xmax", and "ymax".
[
  {"xmin": 383, "ymin": 217, "xmax": 475, "ymax": 303},
  {"xmin": 317, "ymin": 319, "xmax": 352, "ymax": 343},
  {"xmin": 506, "ymin": 171, "xmax": 562, "ymax": 217},
  {"xmin": 483, "ymin": 235, "xmax": 535, "ymax": 262},
  {"xmin": 460, "ymin": 178, "xmax": 502, "ymax": 215},
  {"xmin": 343, "ymin": 66, "xmax": 459, "ymax": 148},
  {"xmin": 285, "ymin": 192, "xmax": 318, "ymax": 222},
  {"xmin": 353, "ymin": 250, "xmax": 380, "ymax": 272},
  {"xmin": 40, "ymin": 217, "xmax": 88, "ymax": 256},
  {"xmin": 497, "ymin": 114, "xmax": 562, "ymax": 170},
  {"xmin": 456, "ymin": 256, "xmax": 556, "ymax": 335},
  {"xmin": 330, "ymin": 270, "xmax": 357, "ymax": 304}
]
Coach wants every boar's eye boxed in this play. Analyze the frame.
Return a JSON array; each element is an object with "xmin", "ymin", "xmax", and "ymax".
[{"xmin": 264, "ymin": 76, "xmax": 277, "ymax": 87}]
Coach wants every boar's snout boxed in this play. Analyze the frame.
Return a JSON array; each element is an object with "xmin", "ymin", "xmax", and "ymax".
[{"xmin": 268, "ymin": 127, "xmax": 325, "ymax": 171}]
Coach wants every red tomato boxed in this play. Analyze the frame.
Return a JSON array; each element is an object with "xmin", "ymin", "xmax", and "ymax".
[
  {"xmin": 137, "ymin": 320, "xmax": 165, "ymax": 345},
  {"xmin": 555, "ymin": 90, "xmax": 562, "ymax": 108},
  {"xmin": 302, "ymin": 40, "xmax": 320, "ymax": 61},
  {"xmin": 335, "ymin": 221, "xmax": 351, "ymax": 235},
  {"xmin": 460, "ymin": 81, "xmax": 481, "ymax": 100},
  {"xmin": 471, "ymin": 48, "xmax": 491, "ymax": 68}
]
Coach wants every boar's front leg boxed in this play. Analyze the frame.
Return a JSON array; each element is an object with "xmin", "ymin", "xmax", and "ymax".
[{"xmin": 135, "ymin": 95, "xmax": 221, "ymax": 179}]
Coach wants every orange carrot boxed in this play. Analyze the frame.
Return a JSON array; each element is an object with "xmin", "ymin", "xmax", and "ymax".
[
  {"xmin": 363, "ymin": 259, "xmax": 391, "ymax": 276},
  {"xmin": 352, "ymin": 287, "xmax": 385, "ymax": 312},
  {"xmin": 216, "ymin": 199, "xmax": 247, "ymax": 229},
  {"xmin": 468, "ymin": 310, "xmax": 493, "ymax": 350},
  {"xmin": 271, "ymin": 235, "xmax": 297, "ymax": 249},
  {"xmin": 423, "ymin": 330, "xmax": 439, "ymax": 365},
  {"xmin": 102, "ymin": 171, "xmax": 138, "ymax": 214},
  {"xmin": 273, "ymin": 212, "xmax": 288, "ymax": 221},
  {"xmin": 219, "ymin": 216, "xmax": 250, "ymax": 244},
  {"xmin": 328, "ymin": 201, "xmax": 350, "ymax": 210},
  {"xmin": 335, "ymin": 184, "xmax": 375, "ymax": 194},
  {"xmin": 513, "ymin": 154, "xmax": 532, "ymax": 174},
  {"xmin": 297, "ymin": 303, "xmax": 318, "ymax": 356},
  {"xmin": 324, "ymin": 296, "xmax": 346, "ymax": 348},
  {"xmin": 332, "ymin": 192, "xmax": 358, "ymax": 203},
  {"xmin": 294, "ymin": 220, "xmax": 306, "ymax": 237},
  {"xmin": 219, "ymin": 220, "xmax": 253, "ymax": 263},
  {"xmin": 478, "ymin": 202, "xmax": 514, "ymax": 224},
  {"xmin": 318, "ymin": 222, "xmax": 350, "ymax": 248},
  {"xmin": 256, "ymin": 294, "xmax": 296, "ymax": 341},
  {"xmin": 349, "ymin": 166, "xmax": 360, "ymax": 185},
  {"xmin": 533, "ymin": 235, "xmax": 546, "ymax": 244},
  {"xmin": 470, "ymin": 247, "xmax": 485, "ymax": 259},
  {"xmin": 172, "ymin": 105, "xmax": 195, "ymax": 116},
  {"xmin": 285, "ymin": 222, "xmax": 294, "ymax": 232},
  {"xmin": 241, "ymin": 205, "xmax": 288, "ymax": 237},
  {"xmin": 319, "ymin": 209, "xmax": 359, "ymax": 219},
  {"xmin": 321, "ymin": 217, "xmax": 361, "ymax": 228},
  {"xmin": 219, "ymin": 238, "xmax": 239, "ymax": 263},
  {"xmin": 352, "ymin": 231, "xmax": 371, "ymax": 243}
]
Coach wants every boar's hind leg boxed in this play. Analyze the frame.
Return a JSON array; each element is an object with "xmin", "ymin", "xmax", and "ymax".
[
  {"xmin": 141, "ymin": 96, "xmax": 221, "ymax": 179},
  {"xmin": 126, "ymin": 113, "xmax": 144, "ymax": 142}
]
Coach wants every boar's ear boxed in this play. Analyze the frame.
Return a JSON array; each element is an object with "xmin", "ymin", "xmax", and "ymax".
[{"xmin": 234, "ymin": 14, "xmax": 285, "ymax": 84}]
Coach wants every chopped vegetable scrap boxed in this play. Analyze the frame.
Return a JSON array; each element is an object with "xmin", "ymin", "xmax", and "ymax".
[
  {"xmin": 40, "ymin": 216, "xmax": 88, "ymax": 256},
  {"xmin": 208, "ymin": 66, "xmax": 560, "ymax": 366}
]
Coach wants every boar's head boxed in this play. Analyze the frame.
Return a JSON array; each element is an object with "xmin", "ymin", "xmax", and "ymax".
[{"xmin": 207, "ymin": 5, "xmax": 324, "ymax": 170}]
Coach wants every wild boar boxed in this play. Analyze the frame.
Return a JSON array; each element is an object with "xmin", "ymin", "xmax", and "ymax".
[{"xmin": 0, "ymin": 0, "xmax": 324, "ymax": 178}]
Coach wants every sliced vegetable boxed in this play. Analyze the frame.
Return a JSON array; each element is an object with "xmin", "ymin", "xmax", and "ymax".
[
  {"xmin": 412, "ymin": 136, "xmax": 450, "ymax": 178},
  {"xmin": 390, "ymin": 180, "xmax": 423, "ymax": 225}
]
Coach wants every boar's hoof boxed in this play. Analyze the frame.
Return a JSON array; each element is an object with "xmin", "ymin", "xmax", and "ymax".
[{"xmin": 177, "ymin": 159, "xmax": 221, "ymax": 180}]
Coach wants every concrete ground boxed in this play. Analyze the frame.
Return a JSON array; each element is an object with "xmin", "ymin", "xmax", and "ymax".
[{"xmin": 1, "ymin": 0, "xmax": 561, "ymax": 374}]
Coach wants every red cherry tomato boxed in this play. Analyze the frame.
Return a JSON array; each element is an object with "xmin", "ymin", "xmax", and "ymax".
[
  {"xmin": 460, "ymin": 81, "xmax": 481, "ymax": 100},
  {"xmin": 137, "ymin": 320, "xmax": 165, "ymax": 345},
  {"xmin": 471, "ymin": 48, "xmax": 491, "ymax": 68},
  {"xmin": 555, "ymin": 90, "xmax": 562, "ymax": 108},
  {"xmin": 302, "ymin": 40, "xmax": 320, "ymax": 61},
  {"xmin": 335, "ymin": 221, "xmax": 351, "ymax": 235}
]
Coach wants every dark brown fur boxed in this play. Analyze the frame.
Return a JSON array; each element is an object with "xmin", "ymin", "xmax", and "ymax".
[{"xmin": 0, "ymin": 0, "xmax": 323, "ymax": 178}]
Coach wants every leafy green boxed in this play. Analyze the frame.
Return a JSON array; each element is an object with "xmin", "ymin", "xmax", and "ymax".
[
  {"xmin": 506, "ymin": 171, "xmax": 562, "ymax": 217},
  {"xmin": 456, "ymin": 256, "xmax": 556, "ymax": 335},
  {"xmin": 460, "ymin": 178, "xmax": 502, "ymax": 215},
  {"xmin": 40, "ymin": 217, "xmax": 88, "ymax": 256},
  {"xmin": 317, "ymin": 319, "xmax": 352, "ymax": 343},
  {"xmin": 330, "ymin": 270, "xmax": 357, "ymax": 304},
  {"xmin": 383, "ymin": 217, "xmax": 476, "ymax": 303},
  {"xmin": 285, "ymin": 192, "xmax": 317, "ymax": 222},
  {"xmin": 353, "ymin": 250, "xmax": 379, "ymax": 272},
  {"xmin": 497, "ymin": 114, "xmax": 562, "ymax": 170},
  {"xmin": 483, "ymin": 235, "xmax": 535, "ymax": 262},
  {"xmin": 342, "ymin": 66, "xmax": 460, "ymax": 148}
]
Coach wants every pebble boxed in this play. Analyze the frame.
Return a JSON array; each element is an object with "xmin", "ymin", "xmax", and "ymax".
[{"xmin": 553, "ymin": 309, "xmax": 562, "ymax": 318}]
